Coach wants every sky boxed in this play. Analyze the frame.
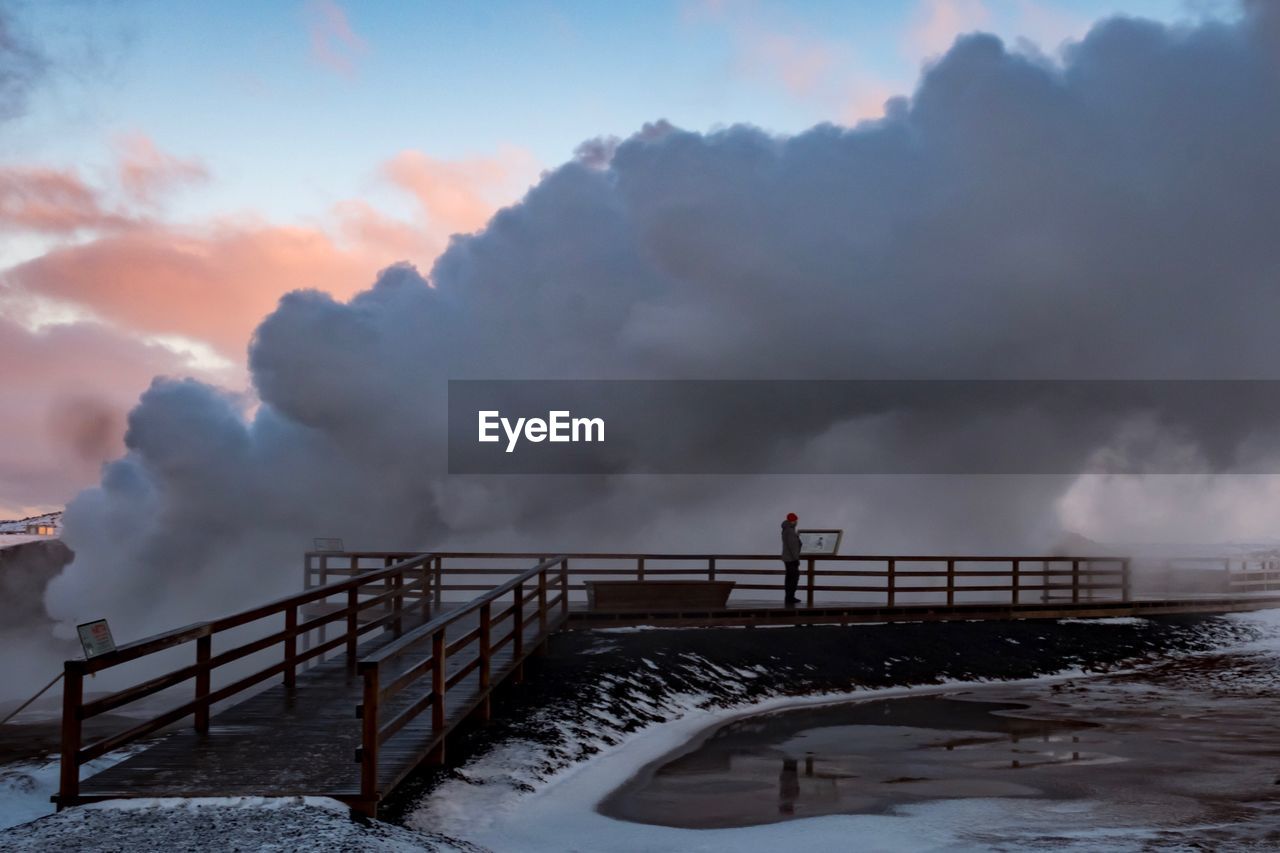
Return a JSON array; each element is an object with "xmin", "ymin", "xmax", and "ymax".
[{"xmin": 0, "ymin": 0, "xmax": 1246, "ymax": 518}]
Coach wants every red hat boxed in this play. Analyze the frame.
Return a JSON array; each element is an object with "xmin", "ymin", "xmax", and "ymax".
[{"xmin": 786, "ymin": 513, "xmax": 798, "ymax": 522}]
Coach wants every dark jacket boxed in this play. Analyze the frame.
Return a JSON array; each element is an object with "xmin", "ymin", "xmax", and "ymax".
[{"xmin": 781, "ymin": 520, "xmax": 802, "ymax": 562}]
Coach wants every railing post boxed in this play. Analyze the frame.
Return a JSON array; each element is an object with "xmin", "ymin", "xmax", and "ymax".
[
  {"xmin": 1121, "ymin": 558, "xmax": 1131, "ymax": 602},
  {"xmin": 887, "ymin": 559, "xmax": 896, "ymax": 607},
  {"xmin": 708, "ymin": 557, "xmax": 716, "ymax": 582},
  {"xmin": 947, "ymin": 559, "xmax": 956, "ymax": 606},
  {"xmin": 513, "ymin": 582, "xmax": 525, "ymax": 682},
  {"xmin": 431, "ymin": 628, "xmax": 446, "ymax": 761},
  {"xmin": 391, "ymin": 573, "xmax": 404, "ymax": 637},
  {"xmin": 360, "ymin": 665, "xmax": 379, "ymax": 810},
  {"xmin": 58, "ymin": 660, "xmax": 83, "ymax": 810},
  {"xmin": 1071, "ymin": 559, "xmax": 1080, "ymax": 604},
  {"xmin": 434, "ymin": 556, "xmax": 444, "ymax": 606},
  {"xmin": 478, "ymin": 601, "xmax": 492, "ymax": 722},
  {"xmin": 637, "ymin": 557, "xmax": 645, "ymax": 581},
  {"xmin": 421, "ymin": 558, "xmax": 431, "ymax": 619},
  {"xmin": 346, "ymin": 586, "xmax": 359, "ymax": 666},
  {"xmin": 560, "ymin": 558, "xmax": 570, "ymax": 619},
  {"xmin": 806, "ymin": 558, "xmax": 815, "ymax": 608},
  {"xmin": 284, "ymin": 605, "xmax": 297, "ymax": 690},
  {"xmin": 1010, "ymin": 559, "xmax": 1019, "ymax": 606},
  {"xmin": 1042, "ymin": 559, "xmax": 1050, "ymax": 603},
  {"xmin": 195, "ymin": 633, "xmax": 211, "ymax": 732},
  {"xmin": 538, "ymin": 567, "xmax": 548, "ymax": 640}
]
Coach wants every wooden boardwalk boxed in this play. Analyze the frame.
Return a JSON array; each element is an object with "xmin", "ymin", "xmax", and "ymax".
[
  {"xmin": 75, "ymin": 605, "xmax": 549, "ymax": 804},
  {"xmin": 59, "ymin": 555, "xmax": 570, "ymax": 816},
  {"xmin": 56, "ymin": 549, "xmax": 1280, "ymax": 816}
]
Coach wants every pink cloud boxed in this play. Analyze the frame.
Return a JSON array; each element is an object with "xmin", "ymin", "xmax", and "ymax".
[
  {"xmin": 382, "ymin": 148, "xmax": 536, "ymax": 234},
  {"xmin": 841, "ymin": 78, "xmax": 897, "ymax": 123},
  {"xmin": 5, "ymin": 223, "xmax": 379, "ymax": 357},
  {"xmin": 907, "ymin": 0, "xmax": 992, "ymax": 60},
  {"xmin": 332, "ymin": 198, "xmax": 438, "ymax": 259},
  {"xmin": 1, "ymin": 134, "xmax": 536, "ymax": 514},
  {"xmin": 684, "ymin": 1, "xmax": 898, "ymax": 126},
  {"xmin": 0, "ymin": 317, "xmax": 197, "ymax": 515},
  {"xmin": 306, "ymin": 0, "xmax": 367, "ymax": 76},
  {"xmin": 748, "ymin": 31, "xmax": 837, "ymax": 96},
  {"xmin": 3, "ymin": 146, "xmax": 534, "ymax": 362},
  {"xmin": 116, "ymin": 133, "xmax": 208, "ymax": 203},
  {"xmin": 0, "ymin": 166, "xmax": 125, "ymax": 233}
]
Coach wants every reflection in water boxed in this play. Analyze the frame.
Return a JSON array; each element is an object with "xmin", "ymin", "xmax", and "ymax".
[
  {"xmin": 600, "ymin": 696, "xmax": 1111, "ymax": 829},
  {"xmin": 778, "ymin": 757, "xmax": 798, "ymax": 814}
]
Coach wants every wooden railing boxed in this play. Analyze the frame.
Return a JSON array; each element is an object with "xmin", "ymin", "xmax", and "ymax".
[
  {"xmin": 58, "ymin": 554, "xmax": 435, "ymax": 807},
  {"xmin": 1225, "ymin": 558, "xmax": 1280, "ymax": 593},
  {"xmin": 1132, "ymin": 556, "xmax": 1280, "ymax": 596},
  {"xmin": 311, "ymin": 552, "xmax": 1132, "ymax": 610},
  {"xmin": 354, "ymin": 556, "xmax": 569, "ymax": 807}
]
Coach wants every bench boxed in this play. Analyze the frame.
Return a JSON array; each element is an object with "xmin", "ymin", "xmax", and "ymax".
[{"xmin": 585, "ymin": 580, "xmax": 736, "ymax": 612}]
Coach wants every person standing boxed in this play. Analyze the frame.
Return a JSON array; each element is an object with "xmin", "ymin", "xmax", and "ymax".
[{"xmin": 781, "ymin": 512, "xmax": 802, "ymax": 607}]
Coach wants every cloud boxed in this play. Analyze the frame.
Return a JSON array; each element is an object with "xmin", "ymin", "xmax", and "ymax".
[
  {"xmin": 907, "ymin": 0, "xmax": 992, "ymax": 60},
  {"xmin": 4, "ymin": 223, "xmax": 377, "ymax": 358},
  {"xmin": 0, "ymin": 315, "xmax": 202, "ymax": 518},
  {"xmin": 3, "ymin": 145, "xmax": 534, "ymax": 364},
  {"xmin": 116, "ymin": 133, "xmax": 208, "ymax": 204},
  {"xmin": 382, "ymin": 148, "xmax": 538, "ymax": 234},
  {"xmin": 687, "ymin": 0, "xmax": 898, "ymax": 123},
  {"xmin": 906, "ymin": 0, "xmax": 993, "ymax": 58},
  {"xmin": 0, "ymin": 165, "xmax": 125, "ymax": 233},
  {"xmin": 305, "ymin": 0, "xmax": 367, "ymax": 76}
]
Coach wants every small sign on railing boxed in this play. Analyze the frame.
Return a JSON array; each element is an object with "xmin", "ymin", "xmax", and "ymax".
[
  {"xmin": 799, "ymin": 529, "xmax": 843, "ymax": 555},
  {"xmin": 76, "ymin": 619, "xmax": 116, "ymax": 659},
  {"xmin": 313, "ymin": 537, "xmax": 345, "ymax": 552}
]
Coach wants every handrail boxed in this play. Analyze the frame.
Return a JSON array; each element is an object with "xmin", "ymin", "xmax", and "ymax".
[
  {"xmin": 58, "ymin": 552, "xmax": 437, "ymax": 810},
  {"xmin": 359, "ymin": 556, "xmax": 566, "ymax": 669},
  {"xmin": 353, "ymin": 556, "xmax": 571, "ymax": 809},
  {"xmin": 79, "ymin": 554, "xmax": 434, "ymax": 674},
  {"xmin": 313, "ymin": 550, "xmax": 1131, "ymax": 561}
]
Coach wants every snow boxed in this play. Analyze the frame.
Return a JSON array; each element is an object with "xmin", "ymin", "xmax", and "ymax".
[
  {"xmin": 1056, "ymin": 617, "xmax": 1152, "ymax": 625},
  {"xmin": 0, "ymin": 797, "xmax": 474, "ymax": 852},
  {"xmin": 0, "ymin": 535, "xmax": 50, "ymax": 552},
  {"xmin": 0, "ymin": 748, "xmax": 145, "ymax": 832}
]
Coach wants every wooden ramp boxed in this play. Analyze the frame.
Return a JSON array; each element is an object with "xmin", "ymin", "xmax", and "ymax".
[{"xmin": 56, "ymin": 549, "xmax": 1280, "ymax": 817}]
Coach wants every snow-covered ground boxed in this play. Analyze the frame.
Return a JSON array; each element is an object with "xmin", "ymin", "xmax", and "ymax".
[
  {"xmin": 0, "ymin": 745, "xmax": 151, "ymax": 833},
  {"xmin": 0, "ymin": 535, "xmax": 53, "ymax": 552},
  {"xmin": 0, "ymin": 797, "xmax": 477, "ymax": 853}
]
